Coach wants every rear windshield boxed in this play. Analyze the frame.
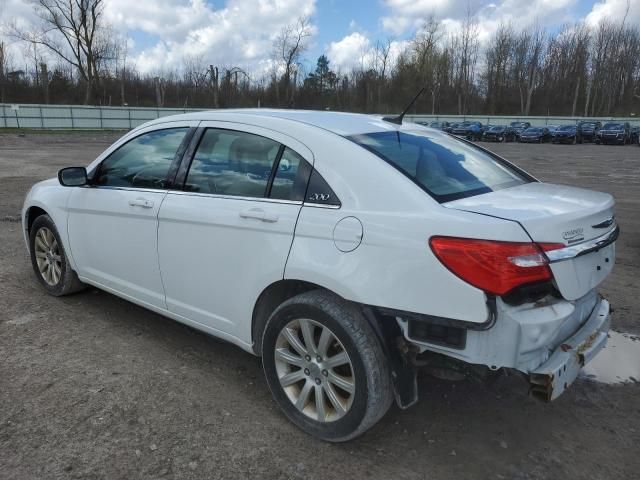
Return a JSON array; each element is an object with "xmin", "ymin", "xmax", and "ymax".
[{"xmin": 348, "ymin": 131, "xmax": 529, "ymax": 203}]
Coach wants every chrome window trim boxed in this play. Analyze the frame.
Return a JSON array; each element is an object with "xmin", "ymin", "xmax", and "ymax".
[
  {"xmin": 303, "ymin": 203, "xmax": 341, "ymax": 210},
  {"xmin": 545, "ymin": 225, "xmax": 620, "ymax": 263},
  {"xmin": 166, "ymin": 189, "xmax": 303, "ymax": 205},
  {"xmin": 85, "ymin": 186, "xmax": 169, "ymax": 194},
  {"xmin": 89, "ymin": 185, "xmax": 341, "ymax": 209}
]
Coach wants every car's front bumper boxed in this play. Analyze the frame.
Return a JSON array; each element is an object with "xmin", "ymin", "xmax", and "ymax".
[{"xmin": 530, "ymin": 297, "xmax": 610, "ymax": 401}]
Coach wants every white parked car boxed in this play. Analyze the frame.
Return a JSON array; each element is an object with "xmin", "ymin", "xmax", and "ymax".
[{"xmin": 22, "ymin": 110, "xmax": 618, "ymax": 441}]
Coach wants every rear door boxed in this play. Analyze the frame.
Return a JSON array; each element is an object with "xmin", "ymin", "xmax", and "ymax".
[
  {"xmin": 67, "ymin": 125, "xmax": 195, "ymax": 308},
  {"xmin": 157, "ymin": 123, "xmax": 313, "ymax": 342}
]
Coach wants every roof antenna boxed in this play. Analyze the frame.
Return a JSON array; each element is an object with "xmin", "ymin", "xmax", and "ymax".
[{"xmin": 382, "ymin": 88, "xmax": 425, "ymax": 125}]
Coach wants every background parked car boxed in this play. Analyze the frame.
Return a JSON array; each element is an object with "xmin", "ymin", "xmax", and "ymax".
[
  {"xmin": 450, "ymin": 121, "xmax": 483, "ymax": 140},
  {"xmin": 546, "ymin": 124, "xmax": 561, "ymax": 135},
  {"xmin": 443, "ymin": 122, "xmax": 457, "ymax": 133},
  {"xmin": 509, "ymin": 121, "xmax": 531, "ymax": 141},
  {"xmin": 578, "ymin": 120, "xmax": 602, "ymax": 143},
  {"xmin": 519, "ymin": 127, "xmax": 552, "ymax": 143},
  {"xmin": 630, "ymin": 125, "xmax": 639, "ymax": 144},
  {"xmin": 552, "ymin": 125, "xmax": 582, "ymax": 144},
  {"xmin": 482, "ymin": 125, "xmax": 516, "ymax": 142},
  {"xmin": 596, "ymin": 122, "xmax": 631, "ymax": 145},
  {"xmin": 428, "ymin": 121, "xmax": 451, "ymax": 131}
]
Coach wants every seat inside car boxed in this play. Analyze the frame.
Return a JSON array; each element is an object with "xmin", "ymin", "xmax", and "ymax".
[{"xmin": 185, "ymin": 131, "xmax": 277, "ymax": 197}]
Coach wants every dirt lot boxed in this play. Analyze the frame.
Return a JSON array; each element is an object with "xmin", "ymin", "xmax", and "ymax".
[{"xmin": 1, "ymin": 132, "xmax": 638, "ymax": 480}]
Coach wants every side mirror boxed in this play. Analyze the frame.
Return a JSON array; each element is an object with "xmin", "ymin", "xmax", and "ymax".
[{"xmin": 58, "ymin": 167, "xmax": 88, "ymax": 187}]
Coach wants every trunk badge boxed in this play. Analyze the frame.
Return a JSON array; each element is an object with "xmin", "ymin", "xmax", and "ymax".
[{"xmin": 562, "ymin": 227, "xmax": 585, "ymax": 244}]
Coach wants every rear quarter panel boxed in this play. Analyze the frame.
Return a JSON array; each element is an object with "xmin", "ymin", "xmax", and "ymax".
[{"xmin": 284, "ymin": 131, "xmax": 532, "ymax": 324}]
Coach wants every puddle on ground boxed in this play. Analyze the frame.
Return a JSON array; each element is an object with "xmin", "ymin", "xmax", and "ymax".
[{"xmin": 581, "ymin": 331, "xmax": 640, "ymax": 384}]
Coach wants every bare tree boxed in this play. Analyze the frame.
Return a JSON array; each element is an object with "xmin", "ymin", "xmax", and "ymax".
[
  {"xmin": 452, "ymin": 7, "xmax": 479, "ymax": 114},
  {"xmin": 0, "ymin": 42, "xmax": 6, "ymax": 103},
  {"xmin": 11, "ymin": 0, "xmax": 113, "ymax": 104},
  {"xmin": 273, "ymin": 17, "xmax": 312, "ymax": 106}
]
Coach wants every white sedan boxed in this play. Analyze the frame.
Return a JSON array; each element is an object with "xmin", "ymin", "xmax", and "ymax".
[{"xmin": 22, "ymin": 110, "xmax": 618, "ymax": 441}]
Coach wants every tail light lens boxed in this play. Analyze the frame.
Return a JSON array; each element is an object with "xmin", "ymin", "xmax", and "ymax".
[{"xmin": 429, "ymin": 237, "xmax": 564, "ymax": 296}]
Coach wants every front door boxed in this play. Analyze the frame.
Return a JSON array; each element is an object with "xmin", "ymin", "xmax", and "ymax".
[
  {"xmin": 67, "ymin": 126, "xmax": 192, "ymax": 309},
  {"xmin": 157, "ymin": 123, "xmax": 313, "ymax": 343}
]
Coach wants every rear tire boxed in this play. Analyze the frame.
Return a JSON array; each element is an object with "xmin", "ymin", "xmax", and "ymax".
[
  {"xmin": 261, "ymin": 290, "xmax": 393, "ymax": 442},
  {"xmin": 29, "ymin": 214, "xmax": 86, "ymax": 296}
]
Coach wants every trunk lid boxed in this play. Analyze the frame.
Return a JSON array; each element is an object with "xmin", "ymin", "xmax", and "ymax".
[{"xmin": 444, "ymin": 182, "xmax": 617, "ymax": 300}]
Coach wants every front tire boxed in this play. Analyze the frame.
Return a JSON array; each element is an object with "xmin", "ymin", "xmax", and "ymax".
[
  {"xmin": 29, "ymin": 214, "xmax": 85, "ymax": 296},
  {"xmin": 262, "ymin": 290, "xmax": 393, "ymax": 442}
]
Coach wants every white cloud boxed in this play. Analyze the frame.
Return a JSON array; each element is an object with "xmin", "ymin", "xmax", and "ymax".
[
  {"xmin": 111, "ymin": 0, "xmax": 317, "ymax": 74},
  {"xmin": 1, "ymin": 0, "xmax": 316, "ymax": 75},
  {"xmin": 327, "ymin": 32, "xmax": 371, "ymax": 70},
  {"xmin": 326, "ymin": 31, "xmax": 409, "ymax": 73},
  {"xmin": 381, "ymin": 0, "xmax": 582, "ymax": 39},
  {"xmin": 586, "ymin": 0, "xmax": 640, "ymax": 26}
]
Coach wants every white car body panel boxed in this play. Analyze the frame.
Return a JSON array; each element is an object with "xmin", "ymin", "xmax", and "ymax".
[
  {"xmin": 67, "ymin": 186, "xmax": 169, "ymax": 308},
  {"xmin": 285, "ymin": 205, "xmax": 530, "ymax": 323}
]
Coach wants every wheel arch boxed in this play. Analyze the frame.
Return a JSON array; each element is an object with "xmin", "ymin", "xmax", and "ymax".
[
  {"xmin": 25, "ymin": 205, "xmax": 49, "ymax": 234},
  {"xmin": 251, "ymin": 279, "xmax": 329, "ymax": 355}
]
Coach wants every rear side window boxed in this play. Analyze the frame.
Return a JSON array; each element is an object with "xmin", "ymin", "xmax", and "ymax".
[
  {"xmin": 269, "ymin": 147, "xmax": 310, "ymax": 201},
  {"xmin": 349, "ymin": 131, "xmax": 529, "ymax": 203},
  {"xmin": 95, "ymin": 128, "xmax": 188, "ymax": 188},
  {"xmin": 185, "ymin": 129, "xmax": 280, "ymax": 198}
]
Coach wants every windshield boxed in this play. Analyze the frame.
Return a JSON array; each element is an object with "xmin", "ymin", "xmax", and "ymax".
[
  {"xmin": 489, "ymin": 126, "xmax": 505, "ymax": 132},
  {"xmin": 348, "ymin": 131, "xmax": 529, "ymax": 203},
  {"xmin": 510, "ymin": 122, "xmax": 528, "ymax": 128},
  {"xmin": 581, "ymin": 122, "xmax": 598, "ymax": 128},
  {"xmin": 558, "ymin": 125, "xmax": 575, "ymax": 131},
  {"xmin": 602, "ymin": 123, "xmax": 624, "ymax": 129},
  {"xmin": 524, "ymin": 128, "xmax": 542, "ymax": 134}
]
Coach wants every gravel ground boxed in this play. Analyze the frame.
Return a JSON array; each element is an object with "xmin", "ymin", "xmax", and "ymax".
[{"xmin": 1, "ymin": 131, "xmax": 638, "ymax": 480}]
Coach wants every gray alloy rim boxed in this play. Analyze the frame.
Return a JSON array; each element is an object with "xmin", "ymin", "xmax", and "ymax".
[
  {"xmin": 34, "ymin": 227, "xmax": 62, "ymax": 286},
  {"xmin": 274, "ymin": 318, "xmax": 355, "ymax": 423}
]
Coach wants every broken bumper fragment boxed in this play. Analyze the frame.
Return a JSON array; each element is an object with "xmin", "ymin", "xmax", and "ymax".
[{"xmin": 530, "ymin": 297, "xmax": 610, "ymax": 401}]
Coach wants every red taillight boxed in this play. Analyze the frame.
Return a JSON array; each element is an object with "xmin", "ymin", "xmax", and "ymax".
[{"xmin": 429, "ymin": 237, "xmax": 564, "ymax": 296}]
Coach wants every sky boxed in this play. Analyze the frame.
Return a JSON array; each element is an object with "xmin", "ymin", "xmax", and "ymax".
[{"xmin": 0, "ymin": 0, "xmax": 639, "ymax": 78}]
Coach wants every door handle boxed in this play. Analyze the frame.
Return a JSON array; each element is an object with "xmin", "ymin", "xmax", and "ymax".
[
  {"xmin": 128, "ymin": 198, "xmax": 154, "ymax": 209},
  {"xmin": 239, "ymin": 208, "xmax": 279, "ymax": 223}
]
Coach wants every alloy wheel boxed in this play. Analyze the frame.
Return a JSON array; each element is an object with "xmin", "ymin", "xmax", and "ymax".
[
  {"xmin": 274, "ymin": 318, "xmax": 355, "ymax": 423},
  {"xmin": 34, "ymin": 227, "xmax": 62, "ymax": 286}
]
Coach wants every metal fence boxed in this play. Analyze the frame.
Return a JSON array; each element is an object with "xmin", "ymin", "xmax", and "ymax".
[
  {"xmin": 0, "ymin": 104, "xmax": 203, "ymax": 130},
  {"xmin": 2, "ymin": 103, "xmax": 639, "ymax": 130}
]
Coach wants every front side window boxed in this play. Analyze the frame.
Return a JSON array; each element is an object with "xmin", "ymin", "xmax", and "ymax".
[
  {"xmin": 95, "ymin": 128, "xmax": 188, "ymax": 188},
  {"xmin": 185, "ymin": 129, "xmax": 281, "ymax": 198},
  {"xmin": 349, "ymin": 130, "xmax": 529, "ymax": 203}
]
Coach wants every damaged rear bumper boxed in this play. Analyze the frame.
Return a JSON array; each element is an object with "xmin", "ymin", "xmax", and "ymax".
[{"xmin": 529, "ymin": 297, "xmax": 610, "ymax": 401}]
